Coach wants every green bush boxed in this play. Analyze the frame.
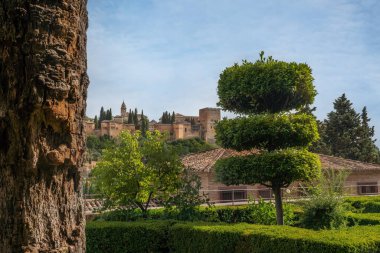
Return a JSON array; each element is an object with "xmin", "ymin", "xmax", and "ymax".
[
  {"xmin": 300, "ymin": 194, "xmax": 347, "ymax": 230},
  {"xmin": 346, "ymin": 212, "xmax": 380, "ymax": 226},
  {"xmin": 169, "ymin": 223, "xmax": 380, "ymax": 253},
  {"xmin": 345, "ymin": 196, "xmax": 380, "ymax": 213},
  {"xmin": 86, "ymin": 221, "xmax": 171, "ymax": 253},
  {"xmin": 94, "ymin": 201, "xmax": 295, "ymax": 225},
  {"xmin": 86, "ymin": 220, "xmax": 380, "ymax": 253}
]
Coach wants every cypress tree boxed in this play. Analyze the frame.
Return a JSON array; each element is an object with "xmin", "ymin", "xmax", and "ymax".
[
  {"xmin": 171, "ymin": 111, "xmax": 175, "ymax": 124},
  {"xmin": 109, "ymin": 108, "xmax": 113, "ymax": 120},
  {"xmin": 357, "ymin": 106, "xmax": 380, "ymax": 163},
  {"xmin": 134, "ymin": 108, "xmax": 139, "ymax": 127},
  {"xmin": 94, "ymin": 115, "xmax": 98, "ymax": 130},
  {"xmin": 128, "ymin": 110, "xmax": 132, "ymax": 124},
  {"xmin": 324, "ymin": 94, "xmax": 361, "ymax": 160},
  {"xmin": 99, "ymin": 106, "xmax": 105, "ymax": 128}
]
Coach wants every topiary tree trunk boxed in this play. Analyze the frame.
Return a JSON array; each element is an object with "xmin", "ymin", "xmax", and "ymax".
[{"xmin": 0, "ymin": 1, "xmax": 88, "ymax": 252}]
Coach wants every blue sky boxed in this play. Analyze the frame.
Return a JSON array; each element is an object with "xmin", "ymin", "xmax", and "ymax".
[{"xmin": 86, "ymin": 0, "xmax": 380, "ymax": 144}]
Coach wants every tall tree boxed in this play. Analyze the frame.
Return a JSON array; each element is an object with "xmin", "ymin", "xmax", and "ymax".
[
  {"xmin": 171, "ymin": 111, "xmax": 176, "ymax": 124},
  {"xmin": 215, "ymin": 52, "xmax": 320, "ymax": 225},
  {"xmin": 358, "ymin": 106, "xmax": 380, "ymax": 163},
  {"xmin": 0, "ymin": 1, "xmax": 88, "ymax": 251},
  {"xmin": 94, "ymin": 115, "xmax": 99, "ymax": 130},
  {"xmin": 128, "ymin": 110, "xmax": 133, "ymax": 124},
  {"xmin": 134, "ymin": 108, "xmax": 139, "ymax": 127},
  {"xmin": 99, "ymin": 106, "xmax": 105, "ymax": 121},
  {"xmin": 324, "ymin": 94, "xmax": 361, "ymax": 160}
]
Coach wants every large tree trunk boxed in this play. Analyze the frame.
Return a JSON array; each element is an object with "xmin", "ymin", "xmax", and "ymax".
[{"xmin": 0, "ymin": 1, "xmax": 88, "ymax": 252}]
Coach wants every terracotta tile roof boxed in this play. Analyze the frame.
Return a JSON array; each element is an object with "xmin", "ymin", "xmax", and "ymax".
[
  {"xmin": 318, "ymin": 153, "xmax": 380, "ymax": 172},
  {"xmin": 182, "ymin": 148, "xmax": 380, "ymax": 172},
  {"xmin": 182, "ymin": 148, "xmax": 258, "ymax": 172}
]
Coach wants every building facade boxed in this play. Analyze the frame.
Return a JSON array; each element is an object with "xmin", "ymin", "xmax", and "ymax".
[
  {"xmin": 182, "ymin": 149, "xmax": 380, "ymax": 203},
  {"xmin": 85, "ymin": 102, "xmax": 221, "ymax": 143}
]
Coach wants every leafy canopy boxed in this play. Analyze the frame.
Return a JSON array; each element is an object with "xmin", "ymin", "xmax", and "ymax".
[
  {"xmin": 92, "ymin": 130, "xmax": 183, "ymax": 212},
  {"xmin": 215, "ymin": 148, "xmax": 321, "ymax": 188},
  {"xmin": 216, "ymin": 113, "xmax": 319, "ymax": 151},
  {"xmin": 217, "ymin": 52, "xmax": 316, "ymax": 114}
]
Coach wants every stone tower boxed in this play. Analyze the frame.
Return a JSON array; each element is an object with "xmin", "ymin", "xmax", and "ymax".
[
  {"xmin": 199, "ymin": 108, "xmax": 221, "ymax": 143},
  {"xmin": 121, "ymin": 101, "xmax": 127, "ymax": 117}
]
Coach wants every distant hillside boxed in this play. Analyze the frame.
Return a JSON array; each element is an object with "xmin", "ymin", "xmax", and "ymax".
[{"xmin": 167, "ymin": 137, "xmax": 217, "ymax": 156}]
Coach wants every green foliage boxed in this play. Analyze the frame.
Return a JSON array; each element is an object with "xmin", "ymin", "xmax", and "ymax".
[
  {"xmin": 300, "ymin": 169, "xmax": 349, "ymax": 230},
  {"xmin": 85, "ymin": 134, "xmax": 115, "ymax": 162},
  {"xmin": 215, "ymin": 149, "xmax": 321, "ymax": 188},
  {"xmin": 301, "ymin": 195, "xmax": 347, "ymax": 230},
  {"xmin": 346, "ymin": 212, "xmax": 380, "ymax": 226},
  {"xmin": 358, "ymin": 106, "xmax": 380, "ymax": 163},
  {"xmin": 167, "ymin": 137, "xmax": 216, "ymax": 156},
  {"xmin": 345, "ymin": 196, "xmax": 380, "ymax": 213},
  {"xmin": 216, "ymin": 52, "xmax": 320, "ymax": 225},
  {"xmin": 217, "ymin": 52, "xmax": 316, "ymax": 114},
  {"xmin": 316, "ymin": 94, "xmax": 380, "ymax": 163},
  {"xmin": 161, "ymin": 111, "xmax": 175, "ymax": 124},
  {"xmin": 169, "ymin": 222, "xmax": 380, "ymax": 253},
  {"xmin": 92, "ymin": 130, "xmax": 183, "ymax": 213},
  {"xmin": 216, "ymin": 113, "xmax": 319, "ymax": 151},
  {"xmin": 165, "ymin": 168, "xmax": 209, "ymax": 221},
  {"xmin": 95, "ymin": 202, "xmax": 295, "ymax": 225},
  {"xmin": 87, "ymin": 220, "xmax": 380, "ymax": 253},
  {"xmin": 86, "ymin": 221, "xmax": 171, "ymax": 253}
]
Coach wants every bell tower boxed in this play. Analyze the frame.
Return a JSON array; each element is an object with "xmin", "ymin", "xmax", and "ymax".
[{"xmin": 121, "ymin": 101, "xmax": 127, "ymax": 117}]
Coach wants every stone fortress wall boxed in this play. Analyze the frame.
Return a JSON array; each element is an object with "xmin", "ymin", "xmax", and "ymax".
[{"xmin": 85, "ymin": 102, "xmax": 221, "ymax": 143}]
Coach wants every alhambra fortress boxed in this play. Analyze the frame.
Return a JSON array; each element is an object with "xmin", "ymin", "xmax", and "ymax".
[{"xmin": 84, "ymin": 101, "xmax": 221, "ymax": 143}]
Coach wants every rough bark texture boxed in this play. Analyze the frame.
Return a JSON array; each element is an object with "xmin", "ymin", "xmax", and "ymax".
[{"xmin": 0, "ymin": 1, "xmax": 88, "ymax": 252}]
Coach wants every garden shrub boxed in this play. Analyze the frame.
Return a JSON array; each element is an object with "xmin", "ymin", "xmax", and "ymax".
[
  {"xmin": 87, "ymin": 220, "xmax": 380, "ymax": 253},
  {"xmin": 169, "ymin": 222, "xmax": 380, "ymax": 253},
  {"xmin": 346, "ymin": 212, "xmax": 380, "ymax": 226},
  {"xmin": 86, "ymin": 220, "xmax": 171, "ymax": 253},
  {"xmin": 94, "ymin": 201, "xmax": 295, "ymax": 225},
  {"xmin": 345, "ymin": 196, "xmax": 380, "ymax": 213},
  {"xmin": 300, "ymin": 194, "xmax": 347, "ymax": 229}
]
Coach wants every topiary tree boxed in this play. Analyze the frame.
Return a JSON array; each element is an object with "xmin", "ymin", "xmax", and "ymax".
[{"xmin": 215, "ymin": 52, "xmax": 321, "ymax": 225}]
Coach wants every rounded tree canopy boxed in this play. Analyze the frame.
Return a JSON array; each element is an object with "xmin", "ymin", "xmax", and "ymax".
[
  {"xmin": 217, "ymin": 52, "xmax": 317, "ymax": 114},
  {"xmin": 215, "ymin": 113, "xmax": 319, "ymax": 151},
  {"xmin": 214, "ymin": 149, "xmax": 321, "ymax": 188}
]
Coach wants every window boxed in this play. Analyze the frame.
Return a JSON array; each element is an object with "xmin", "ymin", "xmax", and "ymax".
[
  {"xmin": 357, "ymin": 182, "xmax": 378, "ymax": 195},
  {"xmin": 258, "ymin": 189, "xmax": 272, "ymax": 199},
  {"xmin": 219, "ymin": 189, "xmax": 247, "ymax": 202}
]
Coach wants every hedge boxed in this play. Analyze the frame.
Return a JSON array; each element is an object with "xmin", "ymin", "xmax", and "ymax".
[
  {"xmin": 93, "ymin": 203, "xmax": 295, "ymax": 225},
  {"xmin": 86, "ymin": 220, "xmax": 172, "ymax": 253},
  {"xmin": 347, "ymin": 212, "xmax": 380, "ymax": 226},
  {"xmin": 345, "ymin": 196, "xmax": 380, "ymax": 213},
  {"xmin": 169, "ymin": 223, "xmax": 380, "ymax": 253},
  {"xmin": 87, "ymin": 221, "xmax": 380, "ymax": 253}
]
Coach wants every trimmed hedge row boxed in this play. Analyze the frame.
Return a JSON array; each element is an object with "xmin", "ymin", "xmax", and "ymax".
[
  {"xmin": 87, "ymin": 221, "xmax": 380, "ymax": 253},
  {"xmin": 345, "ymin": 196, "xmax": 380, "ymax": 213},
  {"xmin": 94, "ymin": 203, "xmax": 295, "ymax": 225},
  {"xmin": 86, "ymin": 220, "xmax": 171, "ymax": 253},
  {"xmin": 347, "ymin": 212, "xmax": 380, "ymax": 226}
]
